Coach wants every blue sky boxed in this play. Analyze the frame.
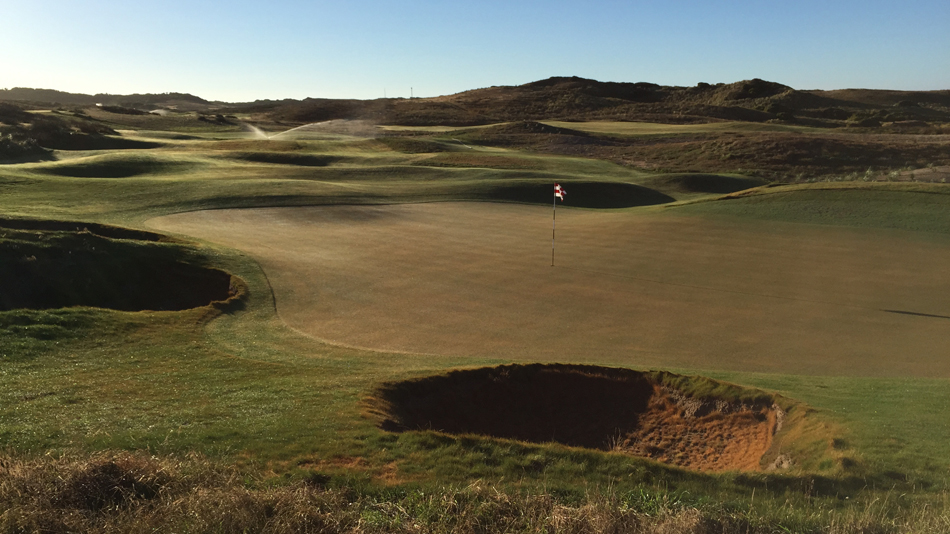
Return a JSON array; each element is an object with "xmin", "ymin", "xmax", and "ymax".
[{"xmin": 2, "ymin": 0, "xmax": 948, "ymax": 102}]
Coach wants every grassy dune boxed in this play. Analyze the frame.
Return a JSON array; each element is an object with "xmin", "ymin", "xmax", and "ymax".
[
  {"xmin": 541, "ymin": 120, "xmax": 829, "ymax": 136},
  {"xmin": 2, "ymin": 117, "xmax": 950, "ymax": 531}
]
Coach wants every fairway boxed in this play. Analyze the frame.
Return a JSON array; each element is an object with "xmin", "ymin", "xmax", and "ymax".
[{"xmin": 150, "ymin": 203, "xmax": 950, "ymax": 377}]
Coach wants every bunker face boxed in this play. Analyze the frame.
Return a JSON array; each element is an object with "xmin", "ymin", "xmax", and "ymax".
[
  {"xmin": 0, "ymin": 225, "xmax": 235, "ymax": 312},
  {"xmin": 371, "ymin": 364, "xmax": 781, "ymax": 472}
]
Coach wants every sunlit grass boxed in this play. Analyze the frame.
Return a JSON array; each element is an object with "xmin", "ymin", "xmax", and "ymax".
[{"xmin": 3, "ymin": 123, "xmax": 950, "ymax": 530}]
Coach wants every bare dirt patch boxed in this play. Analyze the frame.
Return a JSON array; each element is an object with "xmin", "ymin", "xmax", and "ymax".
[{"xmin": 369, "ymin": 364, "xmax": 782, "ymax": 472}]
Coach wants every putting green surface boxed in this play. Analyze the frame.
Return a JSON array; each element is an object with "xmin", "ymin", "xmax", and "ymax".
[{"xmin": 149, "ymin": 203, "xmax": 950, "ymax": 377}]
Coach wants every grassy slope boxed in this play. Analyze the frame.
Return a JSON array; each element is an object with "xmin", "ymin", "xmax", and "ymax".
[
  {"xmin": 672, "ymin": 184, "xmax": 950, "ymax": 489},
  {"xmin": 2, "ymin": 118, "xmax": 950, "ymax": 526},
  {"xmin": 674, "ymin": 182, "xmax": 950, "ymax": 233}
]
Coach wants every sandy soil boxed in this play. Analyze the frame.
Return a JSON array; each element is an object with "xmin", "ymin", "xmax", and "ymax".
[{"xmin": 149, "ymin": 203, "xmax": 950, "ymax": 377}]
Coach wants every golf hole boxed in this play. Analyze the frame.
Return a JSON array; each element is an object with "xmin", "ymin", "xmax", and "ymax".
[
  {"xmin": 370, "ymin": 364, "xmax": 786, "ymax": 472},
  {"xmin": 0, "ymin": 221, "xmax": 239, "ymax": 312}
]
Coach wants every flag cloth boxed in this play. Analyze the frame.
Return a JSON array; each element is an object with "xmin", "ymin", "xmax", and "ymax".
[{"xmin": 555, "ymin": 183, "xmax": 566, "ymax": 201}]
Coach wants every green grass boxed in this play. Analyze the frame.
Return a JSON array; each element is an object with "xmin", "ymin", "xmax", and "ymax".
[
  {"xmin": 675, "ymin": 182, "xmax": 950, "ymax": 233},
  {"xmin": 2, "ymin": 123, "xmax": 950, "ymax": 529}
]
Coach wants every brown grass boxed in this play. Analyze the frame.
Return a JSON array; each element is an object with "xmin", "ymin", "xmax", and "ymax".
[
  {"xmin": 3, "ymin": 450, "xmax": 948, "ymax": 533},
  {"xmin": 462, "ymin": 128, "xmax": 950, "ymax": 179}
]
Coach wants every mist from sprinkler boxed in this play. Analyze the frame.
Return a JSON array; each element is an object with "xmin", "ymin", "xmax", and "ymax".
[{"xmin": 243, "ymin": 122, "xmax": 329, "ymax": 140}]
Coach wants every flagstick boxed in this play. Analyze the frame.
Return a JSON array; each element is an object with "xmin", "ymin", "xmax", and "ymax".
[{"xmin": 552, "ymin": 188, "xmax": 556, "ymax": 267}]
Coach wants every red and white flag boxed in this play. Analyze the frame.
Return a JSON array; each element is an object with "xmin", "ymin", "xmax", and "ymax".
[{"xmin": 554, "ymin": 183, "xmax": 566, "ymax": 201}]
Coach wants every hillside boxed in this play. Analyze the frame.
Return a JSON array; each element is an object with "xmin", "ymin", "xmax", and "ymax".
[
  {"xmin": 258, "ymin": 77, "xmax": 950, "ymax": 127},
  {"xmin": 5, "ymin": 78, "xmax": 950, "ymax": 127},
  {"xmin": 3, "ymin": 78, "xmax": 949, "ymax": 177},
  {"xmin": 0, "ymin": 88, "xmax": 213, "ymax": 111}
]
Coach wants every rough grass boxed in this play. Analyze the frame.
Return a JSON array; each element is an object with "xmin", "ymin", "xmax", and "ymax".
[
  {"xmin": 455, "ymin": 122, "xmax": 950, "ymax": 181},
  {"xmin": 3, "ymin": 450, "xmax": 949, "ymax": 534},
  {"xmin": 541, "ymin": 120, "xmax": 827, "ymax": 136}
]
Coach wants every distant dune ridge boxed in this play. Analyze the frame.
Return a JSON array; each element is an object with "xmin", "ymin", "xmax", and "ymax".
[{"xmin": 3, "ymin": 77, "xmax": 949, "ymax": 127}]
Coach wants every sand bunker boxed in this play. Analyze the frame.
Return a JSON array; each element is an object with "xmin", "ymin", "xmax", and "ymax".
[
  {"xmin": 0, "ymin": 220, "xmax": 237, "ymax": 312},
  {"xmin": 370, "ymin": 364, "xmax": 783, "ymax": 472}
]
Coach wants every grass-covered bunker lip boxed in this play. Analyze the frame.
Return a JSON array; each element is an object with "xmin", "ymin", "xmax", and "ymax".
[
  {"xmin": 483, "ymin": 181, "xmax": 676, "ymax": 208},
  {"xmin": 0, "ymin": 217, "xmax": 241, "ymax": 312},
  {"xmin": 369, "ymin": 363, "xmax": 791, "ymax": 473}
]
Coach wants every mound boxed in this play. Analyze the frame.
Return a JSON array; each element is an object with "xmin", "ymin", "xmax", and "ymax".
[
  {"xmin": 646, "ymin": 173, "xmax": 769, "ymax": 195},
  {"xmin": 229, "ymin": 152, "xmax": 340, "ymax": 167},
  {"xmin": 376, "ymin": 137, "xmax": 458, "ymax": 154},
  {"xmin": 490, "ymin": 121, "xmax": 592, "ymax": 137},
  {"xmin": 484, "ymin": 181, "xmax": 675, "ymax": 208},
  {"xmin": 0, "ymin": 226, "xmax": 237, "ymax": 311},
  {"xmin": 36, "ymin": 156, "xmax": 191, "ymax": 178},
  {"xmin": 206, "ymin": 140, "xmax": 303, "ymax": 152},
  {"xmin": 370, "ymin": 364, "xmax": 784, "ymax": 472},
  {"xmin": 716, "ymin": 79, "xmax": 791, "ymax": 102}
]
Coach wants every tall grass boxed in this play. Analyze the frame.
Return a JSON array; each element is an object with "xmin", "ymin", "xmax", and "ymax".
[{"xmin": 2, "ymin": 451, "xmax": 949, "ymax": 534}]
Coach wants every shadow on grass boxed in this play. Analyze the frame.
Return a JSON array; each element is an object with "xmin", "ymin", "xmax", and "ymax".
[
  {"xmin": 34, "ymin": 158, "xmax": 192, "ymax": 178},
  {"xmin": 0, "ymin": 217, "xmax": 165, "ymax": 241},
  {"xmin": 483, "ymin": 181, "xmax": 675, "ymax": 208},
  {"xmin": 230, "ymin": 152, "xmax": 341, "ymax": 167},
  {"xmin": 647, "ymin": 173, "xmax": 769, "ymax": 194},
  {"xmin": 0, "ymin": 226, "xmax": 238, "ymax": 312}
]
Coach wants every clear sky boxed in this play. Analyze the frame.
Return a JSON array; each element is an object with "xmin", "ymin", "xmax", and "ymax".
[{"xmin": 2, "ymin": 0, "xmax": 948, "ymax": 102}]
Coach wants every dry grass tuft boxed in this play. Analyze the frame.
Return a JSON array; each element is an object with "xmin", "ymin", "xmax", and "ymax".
[{"xmin": 2, "ymin": 451, "xmax": 950, "ymax": 533}]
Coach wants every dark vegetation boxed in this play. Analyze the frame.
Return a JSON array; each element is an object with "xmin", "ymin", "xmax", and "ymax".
[
  {"xmin": 0, "ymin": 224, "xmax": 237, "ymax": 311},
  {"xmin": 0, "ymin": 103, "xmax": 157, "ymax": 161},
  {"xmin": 253, "ymin": 77, "xmax": 950, "ymax": 127},
  {"xmin": 6, "ymin": 78, "xmax": 949, "ymax": 131},
  {"xmin": 229, "ymin": 151, "xmax": 341, "ymax": 166},
  {"xmin": 449, "ymin": 122, "xmax": 950, "ymax": 180},
  {"xmin": 35, "ymin": 155, "xmax": 192, "ymax": 178},
  {"xmin": 0, "ymin": 88, "xmax": 212, "ymax": 109}
]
